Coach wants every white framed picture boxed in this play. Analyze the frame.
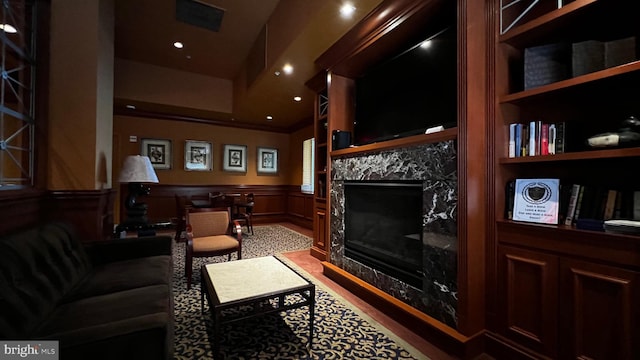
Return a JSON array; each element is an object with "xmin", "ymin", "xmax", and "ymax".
[
  {"xmin": 185, "ymin": 140, "xmax": 212, "ymax": 171},
  {"xmin": 257, "ymin": 147, "xmax": 278, "ymax": 174},
  {"xmin": 141, "ymin": 138, "xmax": 172, "ymax": 170},
  {"xmin": 223, "ymin": 144, "xmax": 247, "ymax": 173}
]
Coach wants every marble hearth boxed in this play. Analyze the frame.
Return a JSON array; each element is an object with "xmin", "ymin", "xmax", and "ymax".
[{"xmin": 330, "ymin": 140, "xmax": 458, "ymax": 328}]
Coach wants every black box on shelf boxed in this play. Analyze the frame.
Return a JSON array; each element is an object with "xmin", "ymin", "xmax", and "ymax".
[
  {"xmin": 524, "ymin": 42, "xmax": 570, "ymax": 90},
  {"xmin": 572, "ymin": 40, "xmax": 604, "ymax": 77},
  {"xmin": 332, "ymin": 130, "xmax": 351, "ymax": 150},
  {"xmin": 605, "ymin": 36, "xmax": 637, "ymax": 68}
]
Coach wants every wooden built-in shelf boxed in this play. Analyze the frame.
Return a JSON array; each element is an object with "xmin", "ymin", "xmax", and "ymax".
[
  {"xmin": 496, "ymin": 219, "xmax": 640, "ymax": 268},
  {"xmin": 499, "ymin": 0, "xmax": 597, "ymax": 45},
  {"xmin": 331, "ymin": 128, "xmax": 457, "ymax": 158},
  {"xmin": 499, "ymin": 147, "xmax": 640, "ymax": 164},
  {"xmin": 500, "ymin": 61, "xmax": 640, "ymax": 104}
]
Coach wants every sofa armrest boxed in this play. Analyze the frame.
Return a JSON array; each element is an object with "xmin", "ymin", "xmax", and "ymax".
[{"xmin": 84, "ymin": 235, "xmax": 173, "ymax": 265}]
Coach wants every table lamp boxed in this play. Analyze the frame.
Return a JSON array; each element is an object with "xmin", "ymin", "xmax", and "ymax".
[{"xmin": 118, "ymin": 155, "xmax": 159, "ymax": 225}]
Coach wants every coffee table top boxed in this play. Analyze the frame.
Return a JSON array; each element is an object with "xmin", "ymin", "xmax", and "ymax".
[{"xmin": 204, "ymin": 256, "xmax": 311, "ymax": 303}]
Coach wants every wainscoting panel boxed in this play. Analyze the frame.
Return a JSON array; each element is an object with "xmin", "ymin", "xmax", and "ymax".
[{"xmin": 119, "ymin": 184, "xmax": 313, "ymax": 228}]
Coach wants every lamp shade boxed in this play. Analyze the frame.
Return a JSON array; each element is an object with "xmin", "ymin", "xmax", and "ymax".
[{"xmin": 119, "ymin": 155, "xmax": 159, "ymax": 183}]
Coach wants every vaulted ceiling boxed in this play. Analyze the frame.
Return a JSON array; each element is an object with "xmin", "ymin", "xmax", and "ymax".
[{"xmin": 113, "ymin": 0, "xmax": 383, "ymax": 131}]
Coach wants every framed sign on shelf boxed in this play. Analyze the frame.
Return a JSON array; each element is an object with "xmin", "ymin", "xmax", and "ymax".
[
  {"xmin": 257, "ymin": 147, "xmax": 278, "ymax": 174},
  {"xmin": 223, "ymin": 144, "xmax": 247, "ymax": 172},
  {"xmin": 512, "ymin": 178, "xmax": 560, "ymax": 224},
  {"xmin": 141, "ymin": 138, "xmax": 172, "ymax": 170},
  {"xmin": 185, "ymin": 140, "xmax": 212, "ymax": 171}
]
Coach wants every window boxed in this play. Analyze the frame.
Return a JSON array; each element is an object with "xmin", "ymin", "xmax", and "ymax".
[
  {"xmin": 301, "ymin": 138, "xmax": 314, "ymax": 193},
  {"xmin": 0, "ymin": 1, "xmax": 37, "ymax": 189}
]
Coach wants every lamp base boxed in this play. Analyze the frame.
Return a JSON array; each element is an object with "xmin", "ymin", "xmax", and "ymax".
[{"xmin": 123, "ymin": 182, "xmax": 151, "ymax": 225}]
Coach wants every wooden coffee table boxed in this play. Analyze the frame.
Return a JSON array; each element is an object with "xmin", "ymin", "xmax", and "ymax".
[{"xmin": 200, "ymin": 256, "xmax": 315, "ymax": 357}]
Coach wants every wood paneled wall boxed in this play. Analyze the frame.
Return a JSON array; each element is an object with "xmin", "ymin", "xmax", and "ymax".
[
  {"xmin": 1, "ymin": 185, "xmax": 311, "ymax": 241},
  {"xmin": 119, "ymin": 184, "xmax": 313, "ymax": 228}
]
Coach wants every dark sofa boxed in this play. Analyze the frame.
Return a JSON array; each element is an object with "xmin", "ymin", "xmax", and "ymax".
[{"xmin": 0, "ymin": 222, "xmax": 174, "ymax": 360}]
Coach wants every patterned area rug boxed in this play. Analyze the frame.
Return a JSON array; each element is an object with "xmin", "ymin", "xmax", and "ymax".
[{"xmin": 173, "ymin": 224, "xmax": 429, "ymax": 359}]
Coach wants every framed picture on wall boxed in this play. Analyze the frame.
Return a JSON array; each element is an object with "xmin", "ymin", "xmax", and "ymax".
[
  {"xmin": 185, "ymin": 140, "xmax": 212, "ymax": 171},
  {"xmin": 223, "ymin": 144, "xmax": 247, "ymax": 172},
  {"xmin": 257, "ymin": 147, "xmax": 278, "ymax": 174},
  {"xmin": 141, "ymin": 138, "xmax": 172, "ymax": 170}
]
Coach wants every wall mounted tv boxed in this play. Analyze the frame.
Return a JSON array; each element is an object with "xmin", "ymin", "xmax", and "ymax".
[{"xmin": 353, "ymin": 24, "xmax": 457, "ymax": 146}]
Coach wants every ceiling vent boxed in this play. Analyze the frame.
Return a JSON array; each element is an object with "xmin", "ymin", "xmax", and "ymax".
[{"xmin": 176, "ymin": 0, "xmax": 225, "ymax": 32}]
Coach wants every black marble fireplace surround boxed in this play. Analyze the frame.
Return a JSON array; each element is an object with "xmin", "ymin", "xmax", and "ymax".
[{"xmin": 330, "ymin": 140, "xmax": 458, "ymax": 328}]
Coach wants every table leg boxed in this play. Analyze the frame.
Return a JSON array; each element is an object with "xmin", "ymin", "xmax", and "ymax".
[
  {"xmin": 308, "ymin": 287, "xmax": 315, "ymax": 352},
  {"xmin": 200, "ymin": 268, "xmax": 204, "ymax": 314},
  {"xmin": 213, "ymin": 307, "xmax": 221, "ymax": 359}
]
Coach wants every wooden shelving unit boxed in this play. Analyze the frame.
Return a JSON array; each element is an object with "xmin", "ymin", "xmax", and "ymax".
[
  {"xmin": 490, "ymin": 0, "xmax": 640, "ymax": 358},
  {"xmin": 306, "ymin": 71, "xmax": 329, "ymax": 261}
]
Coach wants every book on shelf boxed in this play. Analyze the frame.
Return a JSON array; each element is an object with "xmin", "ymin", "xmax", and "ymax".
[
  {"xmin": 509, "ymin": 124, "xmax": 516, "ymax": 158},
  {"xmin": 548, "ymin": 124, "xmax": 556, "ymax": 155},
  {"xmin": 564, "ymin": 184, "xmax": 582, "ymax": 225},
  {"xmin": 603, "ymin": 189, "xmax": 618, "ymax": 220},
  {"xmin": 572, "ymin": 185, "xmax": 586, "ymax": 224},
  {"xmin": 541, "ymin": 123, "xmax": 549, "ymax": 155},
  {"xmin": 634, "ymin": 191, "xmax": 640, "ymax": 220},
  {"xmin": 555, "ymin": 121, "xmax": 566, "ymax": 153},
  {"xmin": 505, "ymin": 179, "xmax": 516, "ymax": 219},
  {"xmin": 529, "ymin": 121, "xmax": 537, "ymax": 156},
  {"xmin": 515, "ymin": 123, "xmax": 522, "ymax": 157},
  {"xmin": 508, "ymin": 121, "xmax": 565, "ymax": 157}
]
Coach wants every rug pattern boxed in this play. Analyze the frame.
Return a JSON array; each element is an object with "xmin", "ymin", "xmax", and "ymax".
[{"xmin": 172, "ymin": 225, "xmax": 428, "ymax": 359}]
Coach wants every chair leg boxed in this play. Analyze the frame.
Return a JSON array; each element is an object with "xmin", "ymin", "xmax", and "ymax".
[{"xmin": 185, "ymin": 253, "xmax": 193, "ymax": 290}]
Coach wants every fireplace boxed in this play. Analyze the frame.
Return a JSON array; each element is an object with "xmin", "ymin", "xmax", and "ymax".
[
  {"xmin": 330, "ymin": 140, "xmax": 458, "ymax": 328},
  {"xmin": 344, "ymin": 180, "xmax": 423, "ymax": 288}
]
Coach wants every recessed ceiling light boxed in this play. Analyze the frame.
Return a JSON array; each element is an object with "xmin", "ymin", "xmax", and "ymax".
[
  {"xmin": 186, "ymin": 55, "xmax": 191, "ymax": 59},
  {"xmin": 266, "ymin": 115, "xmax": 273, "ymax": 121},
  {"xmin": 274, "ymin": 71, "xmax": 281, "ymax": 76},
  {"xmin": 173, "ymin": 41, "xmax": 183, "ymax": 49},
  {"xmin": 282, "ymin": 64, "xmax": 293, "ymax": 75},
  {"xmin": 340, "ymin": 3, "xmax": 356, "ymax": 18},
  {"xmin": 126, "ymin": 104, "xmax": 136, "ymax": 110},
  {"xmin": 0, "ymin": 24, "xmax": 17, "ymax": 33},
  {"xmin": 293, "ymin": 96, "xmax": 302, "ymax": 102}
]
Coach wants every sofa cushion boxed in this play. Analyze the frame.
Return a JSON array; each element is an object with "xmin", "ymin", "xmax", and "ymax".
[
  {"xmin": 36, "ymin": 284, "xmax": 174, "ymax": 360},
  {"xmin": 63, "ymin": 255, "xmax": 172, "ymax": 301},
  {"xmin": 0, "ymin": 223, "xmax": 91, "ymax": 338}
]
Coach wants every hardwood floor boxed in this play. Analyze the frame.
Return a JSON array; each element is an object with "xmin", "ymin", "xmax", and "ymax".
[{"xmin": 276, "ymin": 222, "xmax": 459, "ymax": 360}]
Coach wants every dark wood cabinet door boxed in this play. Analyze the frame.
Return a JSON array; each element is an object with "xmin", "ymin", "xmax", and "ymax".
[
  {"xmin": 498, "ymin": 245, "xmax": 558, "ymax": 358},
  {"xmin": 559, "ymin": 258, "xmax": 639, "ymax": 360},
  {"xmin": 311, "ymin": 207, "xmax": 327, "ymax": 260}
]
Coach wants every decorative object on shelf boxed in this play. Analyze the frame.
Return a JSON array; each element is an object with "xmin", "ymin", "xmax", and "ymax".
[
  {"xmin": 512, "ymin": 178, "xmax": 560, "ymax": 224},
  {"xmin": 141, "ymin": 138, "xmax": 172, "ymax": 169},
  {"xmin": 524, "ymin": 42, "xmax": 570, "ymax": 90},
  {"xmin": 222, "ymin": 144, "xmax": 247, "ymax": 172},
  {"xmin": 257, "ymin": 147, "xmax": 278, "ymax": 174},
  {"xmin": 572, "ymin": 36, "xmax": 637, "ymax": 77},
  {"xmin": 332, "ymin": 130, "xmax": 351, "ymax": 150},
  {"xmin": 184, "ymin": 140, "xmax": 212, "ymax": 171},
  {"xmin": 587, "ymin": 116, "xmax": 640, "ymax": 148},
  {"xmin": 118, "ymin": 155, "xmax": 159, "ymax": 225}
]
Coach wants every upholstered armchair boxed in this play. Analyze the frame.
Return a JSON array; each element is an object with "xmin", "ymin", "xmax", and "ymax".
[{"xmin": 185, "ymin": 207, "xmax": 242, "ymax": 289}]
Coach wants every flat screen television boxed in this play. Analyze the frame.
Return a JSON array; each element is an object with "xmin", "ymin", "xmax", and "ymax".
[{"xmin": 353, "ymin": 24, "xmax": 457, "ymax": 146}]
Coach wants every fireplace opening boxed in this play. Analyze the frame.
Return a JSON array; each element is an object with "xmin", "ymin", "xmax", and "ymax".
[{"xmin": 344, "ymin": 180, "xmax": 423, "ymax": 288}]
